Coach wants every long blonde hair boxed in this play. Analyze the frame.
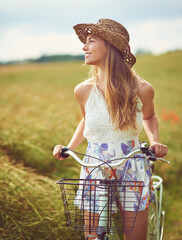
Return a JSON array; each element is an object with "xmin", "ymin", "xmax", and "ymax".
[{"xmin": 90, "ymin": 43, "xmax": 140, "ymax": 131}]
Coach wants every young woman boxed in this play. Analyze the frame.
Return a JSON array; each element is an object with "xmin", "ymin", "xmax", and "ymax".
[{"xmin": 53, "ymin": 18, "xmax": 168, "ymax": 240}]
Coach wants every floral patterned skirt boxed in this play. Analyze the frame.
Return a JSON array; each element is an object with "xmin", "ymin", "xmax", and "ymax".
[{"xmin": 74, "ymin": 139, "xmax": 155, "ymax": 212}]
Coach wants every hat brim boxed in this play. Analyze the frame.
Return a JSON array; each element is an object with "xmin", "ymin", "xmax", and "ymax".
[{"xmin": 73, "ymin": 23, "xmax": 136, "ymax": 67}]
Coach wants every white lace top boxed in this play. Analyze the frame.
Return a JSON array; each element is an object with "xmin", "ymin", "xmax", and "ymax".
[{"xmin": 83, "ymin": 83, "xmax": 143, "ymax": 143}]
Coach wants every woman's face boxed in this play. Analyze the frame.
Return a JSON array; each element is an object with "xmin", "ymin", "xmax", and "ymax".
[{"xmin": 82, "ymin": 34, "xmax": 108, "ymax": 67}]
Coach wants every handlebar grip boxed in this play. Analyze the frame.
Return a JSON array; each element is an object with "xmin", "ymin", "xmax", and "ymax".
[
  {"xmin": 140, "ymin": 143, "xmax": 156, "ymax": 161},
  {"xmin": 148, "ymin": 155, "xmax": 156, "ymax": 161},
  {"xmin": 59, "ymin": 147, "xmax": 69, "ymax": 158},
  {"xmin": 147, "ymin": 149, "xmax": 156, "ymax": 161}
]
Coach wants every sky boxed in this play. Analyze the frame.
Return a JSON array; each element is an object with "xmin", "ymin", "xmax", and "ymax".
[{"xmin": 0, "ymin": 0, "xmax": 182, "ymax": 61}]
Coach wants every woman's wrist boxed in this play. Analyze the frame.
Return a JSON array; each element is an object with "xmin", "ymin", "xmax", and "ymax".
[{"xmin": 150, "ymin": 140, "xmax": 159, "ymax": 146}]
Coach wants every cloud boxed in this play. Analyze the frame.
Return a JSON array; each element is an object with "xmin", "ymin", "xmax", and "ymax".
[
  {"xmin": 0, "ymin": 17, "xmax": 182, "ymax": 61},
  {"xmin": 128, "ymin": 18, "xmax": 182, "ymax": 54},
  {"xmin": 1, "ymin": 0, "xmax": 182, "ymax": 31},
  {"xmin": 0, "ymin": 25, "xmax": 83, "ymax": 61}
]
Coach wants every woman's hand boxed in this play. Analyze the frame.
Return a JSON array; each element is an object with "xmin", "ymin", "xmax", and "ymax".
[
  {"xmin": 150, "ymin": 143, "xmax": 168, "ymax": 158},
  {"xmin": 53, "ymin": 145, "xmax": 67, "ymax": 161}
]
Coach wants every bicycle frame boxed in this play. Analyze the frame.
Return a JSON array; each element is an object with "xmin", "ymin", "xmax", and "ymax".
[{"xmin": 148, "ymin": 175, "xmax": 165, "ymax": 240}]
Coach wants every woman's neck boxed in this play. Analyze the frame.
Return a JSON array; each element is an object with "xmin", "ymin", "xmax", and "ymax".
[
  {"xmin": 96, "ymin": 68, "xmax": 105, "ymax": 84},
  {"xmin": 95, "ymin": 70, "xmax": 105, "ymax": 96}
]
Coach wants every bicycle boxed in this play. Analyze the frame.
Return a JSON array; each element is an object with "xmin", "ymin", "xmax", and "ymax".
[
  {"xmin": 56, "ymin": 142, "xmax": 169, "ymax": 240},
  {"xmin": 148, "ymin": 170, "xmax": 166, "ymax": 240}
]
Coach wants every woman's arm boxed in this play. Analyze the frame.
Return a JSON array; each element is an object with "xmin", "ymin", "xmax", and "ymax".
[
  {"xmin": 53, "ymin": 79, "xmax": 94, "ymax": 160},
  {"xmin": 67, "ymin": 81, "xmax": 92, "ymax": 150},
  {"xmin": 138, "ymin": 79, "xmax": 168, "ymax": 158},
  {"xmin": 53, "ymin": 118, "xmax": 85, "ymax": 161},
  {"xmin": 67, "ymin": 117, "xmax": 85, "ymax": 150},
  {"xmin": 143, "ymin": 114, "xmax": 159, "ymax": 145},
  {"xmin": 143, "ymin": 115, "xmax": 168, "ymax": 157}
]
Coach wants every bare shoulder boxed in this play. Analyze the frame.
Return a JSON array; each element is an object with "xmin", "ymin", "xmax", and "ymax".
[
  {"xmin": 137, "ymin": 77, "xmax": 154, "ymax": 104},
  {"xmin": 74, "ymin": 77, "xmax": 95, "ymax": 106}
]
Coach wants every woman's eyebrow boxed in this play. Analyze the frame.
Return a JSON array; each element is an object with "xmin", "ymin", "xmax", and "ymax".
[{"xmin": 87, "ymin": 36, "xmax": 96, "ymax": 41}]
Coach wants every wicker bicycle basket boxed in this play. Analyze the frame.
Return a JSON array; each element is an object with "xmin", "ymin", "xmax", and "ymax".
[{"xmin": 57, "ymin": 178, "xmax": 144, "ymax": 235}]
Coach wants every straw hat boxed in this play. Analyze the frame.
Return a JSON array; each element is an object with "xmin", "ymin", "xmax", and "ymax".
[{"xmin": 73, "ymin": 18, "xmax": 136, "ymax": 68}]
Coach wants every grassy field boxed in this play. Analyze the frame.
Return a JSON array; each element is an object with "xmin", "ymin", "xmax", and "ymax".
[{"xmin": 0, "ymin": 51, "xmax": 182, "ymax": 239}]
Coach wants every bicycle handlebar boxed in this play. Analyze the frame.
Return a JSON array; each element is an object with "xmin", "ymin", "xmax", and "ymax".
[{"xmin": 59, "ymin": 142, "xmax": 170, "ymax": 168}]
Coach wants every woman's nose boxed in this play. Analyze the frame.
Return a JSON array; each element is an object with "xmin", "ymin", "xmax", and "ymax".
[{"xmin": 82, "ymin": 43, "xmax": 88, "ymax": 52}]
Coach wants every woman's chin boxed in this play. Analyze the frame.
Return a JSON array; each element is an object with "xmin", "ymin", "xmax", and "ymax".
[
  {"xmin": 84, "ymin": 60, "xmax": 97, "ymax": 66},
  {"xmin": 85, "ymin": 61, "xmax": 93, "ymax": 65}
]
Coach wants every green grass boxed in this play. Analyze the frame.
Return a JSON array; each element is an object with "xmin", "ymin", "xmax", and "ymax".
[
  {"xmin": 0, "ymin": 51, "xmax": 182, "ymax": 239},
  {"xmin": 134, "ymin": 51, "xmax": 182, "ymax": 239},
  {"xmin": 135, "ymin": 52, "xmax": 182, "ymax": 184},
  {"xmin": 0, "ymin": 150, "xmax": 84, "ymax": 240},
  {"xmin": 0, "ymin": 62, "xmax": 89, "ymax": 178}
]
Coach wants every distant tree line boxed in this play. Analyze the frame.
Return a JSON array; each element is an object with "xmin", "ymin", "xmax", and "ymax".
[
  {"xmin": 0, "ymin": 50, "xmax": 181, "ymax": 65},
  {"xmin": 135, "ymin": 48, "xmax": 153, "ymax": 56},
  {"xmin": 0, "ymin": 54, "xmax": 84, "ymax": 65}
]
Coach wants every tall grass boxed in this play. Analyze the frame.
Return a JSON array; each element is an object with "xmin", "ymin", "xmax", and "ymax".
[
  {"xmin": 0, "ymin": 62, "xmax": 89, "ymax": 179},
  {"xmin": 135, "ymin": 52, "xmax": 182, "ymax": 183},
  {"xmin": 0, "ymin": 51, "xmax": 182, "ymax": 239},
  {"xmin": 134, "ymin": 51, "xmax": 182, "ymax": 239},
  {"xmin": 0, "ymin": 150, "xmax": 84, "ymax": 240}
]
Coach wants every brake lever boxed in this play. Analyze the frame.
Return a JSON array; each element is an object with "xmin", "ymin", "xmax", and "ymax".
[
  {"xmin": 140, "ymin": 143, "xmax": 170, "ymax": 164},
  {"xmin": 146, "ymin": 148, "xmax": 156, "ymax": 161},
  {"xmin": 140, "ymin": 143, "xmax": 156, "ymax": 161}
]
